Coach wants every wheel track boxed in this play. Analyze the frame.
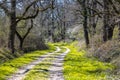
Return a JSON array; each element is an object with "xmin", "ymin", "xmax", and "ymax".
[{"xmin": 7, "ymin": 47, "xmax": 61, "ymax": 80}]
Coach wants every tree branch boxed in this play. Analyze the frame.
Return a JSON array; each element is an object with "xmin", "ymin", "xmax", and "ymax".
[
  {"xmin": 18, "ymin": 0, "xmax": 40, "ymax": 19},
  {"xmin": 23, "ymin": 19, "xmax": 33, "ymax": 39},
  {"xmin": 109, "ymin": 0, "xmax": 120, "ymax": 14},
  {"xmin": 16, "ymin": 19, "xmax": 33, "ymax": 41},
  {"xmin": 16, "ymin": 4, "xmax": 51, "ymax": 22},
  {"xmin": 16, "ymin": 30, "xmax": 22, "ymax": 40},
  {"xmin": 0, "ymin": 2, "xmax": 10, "ymax": 15}
]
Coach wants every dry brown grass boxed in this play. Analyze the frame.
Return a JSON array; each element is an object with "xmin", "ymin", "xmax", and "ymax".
[
  {"xmin": 94, "ymin": 40, "xmax": 120, "ymax": 62},
  {"xmin": 88, "ymin": 40, "xmax": 120, "ymax": 75}
]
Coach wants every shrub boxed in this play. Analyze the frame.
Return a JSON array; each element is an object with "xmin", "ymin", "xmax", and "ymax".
[
  {"xmin": 0, "ymin": 48, "xmax": 23, "ymax": 64},
  {"xmin": 93, "ymin": 40, "xmax": 120, "ymax": 75},
  {"xmin": 94, "ymin": 40, "xmax": 120, "ymax": 62}
]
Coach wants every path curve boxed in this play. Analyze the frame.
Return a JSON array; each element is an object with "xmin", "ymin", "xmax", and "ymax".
[
  {"xmin": 7, "ymin": 47, "xmax": 61, "ymax": 80},
  {"xmin": 49, "ymin": 47, "xmax": 70, "ymax": 80}
]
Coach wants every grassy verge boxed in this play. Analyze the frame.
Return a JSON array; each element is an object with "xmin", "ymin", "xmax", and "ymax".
[
  {"xmin": 24, "ymin": 58, "xmax": 52, "ymax": 80},
  {"xmin": 0, "ymin": 43, "xmax": 55, "ymax": 80},
  {"xmin": 23, "ymin": 46, "xmax": 66, "ymax": 80},
  {"xmin": 63, "ymin": 42, "xmax": 114, "ymax": 80}
]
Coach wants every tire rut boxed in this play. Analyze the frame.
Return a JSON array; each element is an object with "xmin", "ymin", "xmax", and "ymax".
[
  {"xmin": 49, "ymin": 47, "xmax": 70, "ymax": 80},
  {"xmin": 7, "ymin": 47, "xmax": 61, "ymax": 80}
]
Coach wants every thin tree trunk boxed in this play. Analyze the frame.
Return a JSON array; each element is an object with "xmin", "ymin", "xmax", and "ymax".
[
  {"xmin": 103, "ymin": 0, "xmax": 114, "ymax": 41},
  {"xmin": 19, "ymin": 39, "xmax": 24, "ymax": 50},
  {"xmin": 118, "ymin": 23, "xmax": 120, "ymax": 40},
  {"xmin": 8, "ymin": 0, "xmax": 16, "ymax": 53},
  {"xmin": 108, "ymin": 26, "xmax": 114, "ymax": 40},
  {"xmin": 16, "ymin": 20, "xmax": 33, "ymax": 50},
  {"xmin": 91, "ymin": 0, "xmax": 97, "ymax": 35},
  {"xmin": 83, "ymin": 0, "xmax": 89, "ymax": 47},
  {"xmin": 51, "ymin": 0, "xmax": 55, "ymax": 42},
  {"xmin": 103, "ymin": 0, "xmax": 109, "ymax": 42}
]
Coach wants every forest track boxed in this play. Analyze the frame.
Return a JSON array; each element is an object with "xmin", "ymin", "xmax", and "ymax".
[
  {"xmin": 7, "ymin": 47, "xmax": 61, "ymax": 80},
  {"xmin": 49, "ymin": 47, "xmax": 70, "ymax": 80}
]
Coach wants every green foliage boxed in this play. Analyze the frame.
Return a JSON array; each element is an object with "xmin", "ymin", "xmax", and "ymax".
[
  {"xmin": 63, "ymin": 42, "xmax": 114, "ymax": 80},
  {"xmin": 47, "ymin": 43, "xmax": 56, "ymax": 51},
  {"xmin": 52, "ymin": 42, "xmax": 68, "ymax": 46}
]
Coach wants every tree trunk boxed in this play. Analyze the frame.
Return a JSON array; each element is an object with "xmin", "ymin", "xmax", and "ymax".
[
  {"xmin": 51, "ymin": 0, "xmax": 55, "ymax": 42},
  {"xmin": 83, "ymin": 0, "xmax": 89, "ymax": 47},
  {"xmin": 16, "ymin": 19, "xmax": 33, "ymax": 50},
  {"xmin": 15, "ymin": 30, "xmax": 24, "ymax": 50},
  {"xmin": 108, "ymin": 26, "xmax": 114, "ymax": 40},
  {"xmin": 19, "ymin": 39, "xmax": 24, "ymax": 50},
  {"xmin": 103, "ymin": 24, "xmax": 108, "ymax": 42},
  {"xmin": 103, "ymin": 0, "xmax": 114, "ymax": 41},
  {"xmin": 92, "ymin": 0, "xmax": 97, "ymax": 35},
  {"xmin": 103, "ymin": 0, "xmax": 109, "ymax": 42},
  {"xmin": 8, "ymin": 0, "xmax": 16, "ymax": 53},
  {"xmin": 103, "ymin": 26, "xmax": 114, "ymax": 41},
  {"xmin": 118, "ymin": 23, "xmax": 120, "ymax": 40},
  {"xmin": 61, "ymin": 21, "xmax": 66, "ymax": 41}
]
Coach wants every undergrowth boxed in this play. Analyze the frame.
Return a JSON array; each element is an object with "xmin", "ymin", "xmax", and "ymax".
[{"xmin": 63, "ymin": 42, "xmax": 114, "ymax": 80}]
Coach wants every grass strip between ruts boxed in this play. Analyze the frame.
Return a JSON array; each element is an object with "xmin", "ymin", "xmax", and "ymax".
[{"xmin": 23, "ymin": 47, "xmax": 66, "ymax": 80}]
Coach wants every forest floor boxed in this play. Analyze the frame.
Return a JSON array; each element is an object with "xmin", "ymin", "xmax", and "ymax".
[{"xmin": 0, "ymin": 42, "xmax": 115, "ymax": 80}]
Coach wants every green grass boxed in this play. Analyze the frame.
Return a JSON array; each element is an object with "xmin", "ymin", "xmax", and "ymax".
[
  {"xmin": 0, "ymin": 44, "xmax": 55, "ymax": 80},
  {"xmin": 0, "ymin": 42, "xmax": 114, "ymax": 80},
  {"xmin": 52, "ymin": 42, "xmax": 68, "ymax": 46},
  {"xmin": 63, "ymin": 42, "xmax": 114, "ymax": 80},
  {"xmin": 24, "ymin": 46, "xmax": 66, "ymax": 80},
  {"xmin": 24, "ymin": 58, "xmax": 52, "ymax": 80}
]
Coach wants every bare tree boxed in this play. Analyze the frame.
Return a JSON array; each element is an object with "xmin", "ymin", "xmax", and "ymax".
[{"xmin": 0, "ymin": 0, "xmax": 51, "ymax": 53}]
